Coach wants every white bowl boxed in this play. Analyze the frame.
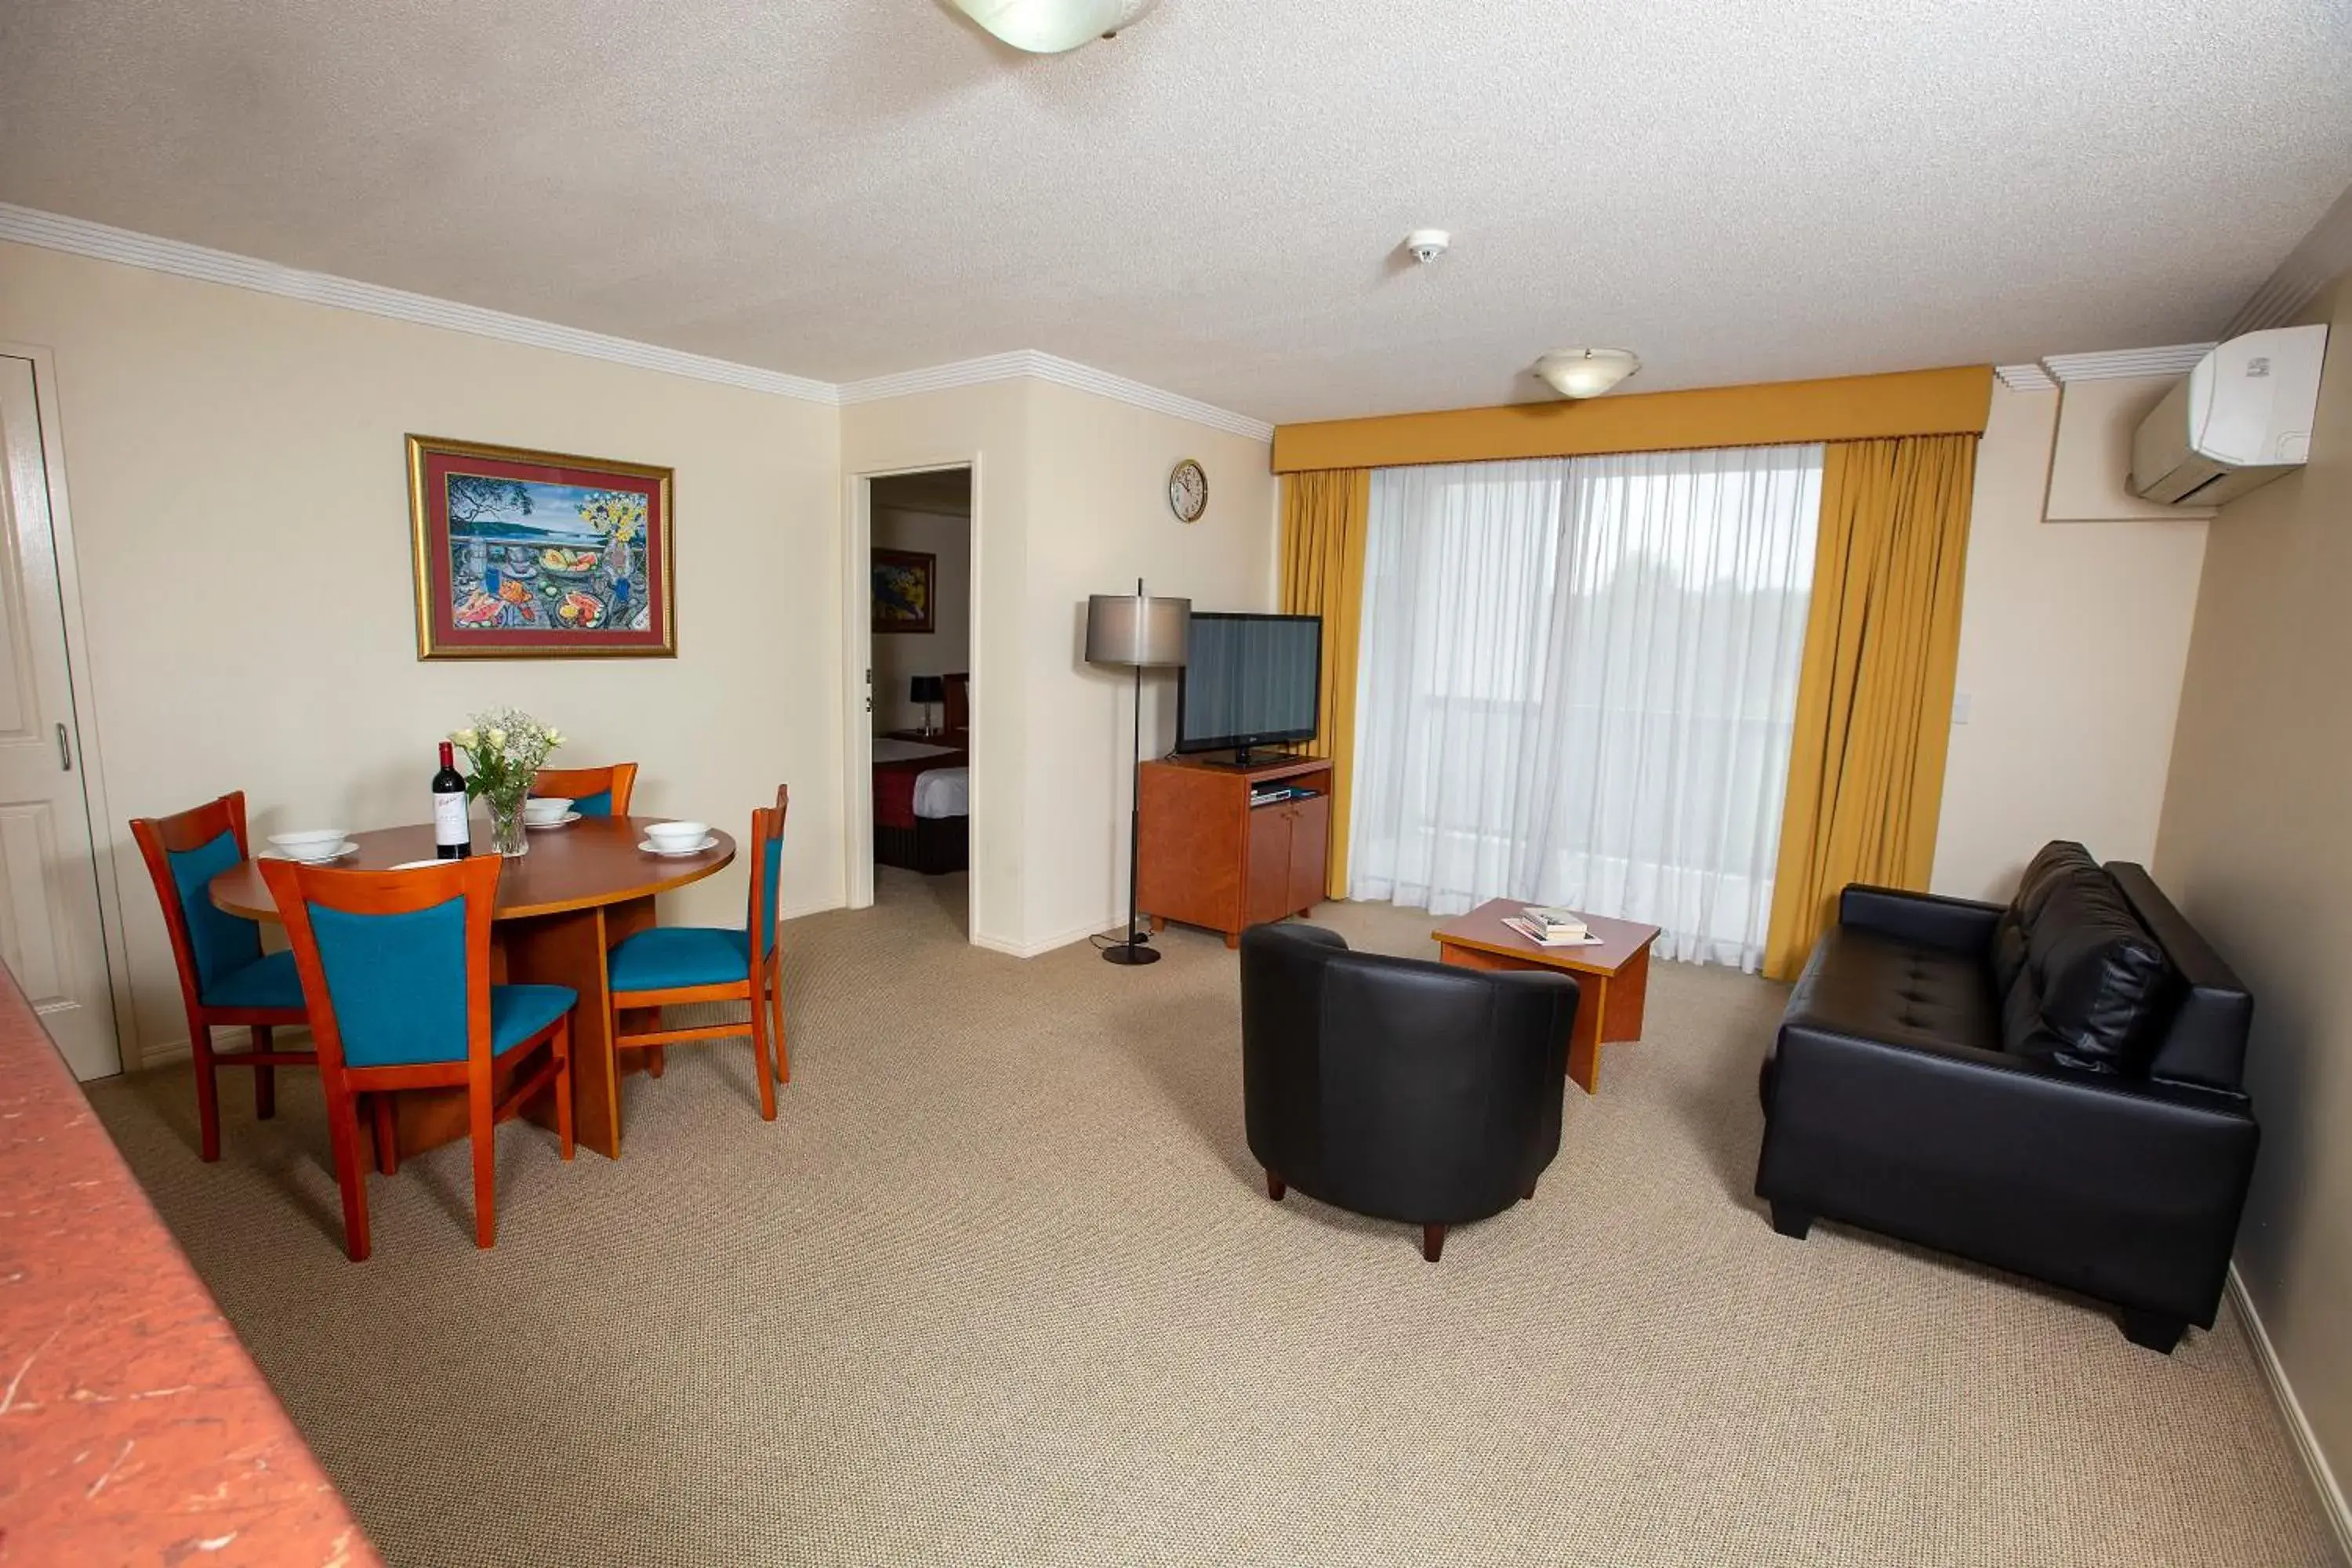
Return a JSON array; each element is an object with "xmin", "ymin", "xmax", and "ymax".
[
  {"xmin": 269, "ymin": 829, "xmax": 348, "ymax": 857},
  {"xmin": 523, "ymin": 797, "xmax": 572, "ymax": 822},
  {"xmin": 644, "ymin": 819, "xmax": 708, "ymax": 849}
]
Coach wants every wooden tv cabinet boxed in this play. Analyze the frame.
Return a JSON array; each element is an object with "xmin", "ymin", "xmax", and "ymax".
[{"xmin": 1138, "ymin": 754, "xmax": 1332, "ymax": 949}]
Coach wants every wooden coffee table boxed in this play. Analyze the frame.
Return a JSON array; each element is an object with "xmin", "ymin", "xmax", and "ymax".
[{"xmin": 1432, "ymin": 900, "xmax": 1663, "ymax": 1095}]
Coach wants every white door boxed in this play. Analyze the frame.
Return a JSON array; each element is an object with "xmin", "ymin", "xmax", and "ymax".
[{"xmin": 0, "ymin": 354, "xmax": 118, "ymax": 1078}]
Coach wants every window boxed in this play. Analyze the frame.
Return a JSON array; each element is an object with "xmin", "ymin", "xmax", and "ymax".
[{"xmin": 1348, "ymin": 445, "xmax": 1824, "ymax": 970}]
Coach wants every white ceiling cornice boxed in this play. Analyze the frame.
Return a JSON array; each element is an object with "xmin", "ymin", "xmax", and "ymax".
[
  {"xmin": 837, "ymin": 351, "xmax": 1272, "ymax": 443},
  {"xmin": 0, "ymin": 202, "xmax": 1273, "ymax": 443},
  {"xmin": 0, "ymin": 201, "xmax": 840, "ymax": 404},
  {"xmin": 1994, "ymin": 364, "xmax": 2058, "ymax": 392},
  {"xmin": 2040, "ymin": 344, "xmax": 2213, "ymax": 382},
  {"xmin": 2227, "ymin": 180, "xmax": 2352, "ymax": 337}
]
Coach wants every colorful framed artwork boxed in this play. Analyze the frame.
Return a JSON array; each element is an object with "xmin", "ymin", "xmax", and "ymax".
[
  {"xmin": 407, "ymin": 435, "xmax": 676, "ymax": 659},
  {"xmin": 872, "ymin": 548, "xmax": 935, "ymax": 634}
]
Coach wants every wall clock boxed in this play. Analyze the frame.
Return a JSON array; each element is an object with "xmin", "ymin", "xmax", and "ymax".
[{"xmin": 1167, "ymin": 458, "xmax": 1208, "ymax": 524}]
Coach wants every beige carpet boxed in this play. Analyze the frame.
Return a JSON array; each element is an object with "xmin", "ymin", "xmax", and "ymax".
[{"xmin": 88, "ymin": 873, "xmax": 2339, "ymax": 1567}]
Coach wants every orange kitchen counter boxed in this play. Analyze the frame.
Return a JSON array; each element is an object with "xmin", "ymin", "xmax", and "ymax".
[{"xmin": 0, "ymin": 964, "xmax": 374, "ymax": 1565}]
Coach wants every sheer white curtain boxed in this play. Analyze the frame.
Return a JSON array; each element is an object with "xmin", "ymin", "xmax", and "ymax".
[{"xmin": 1348, "ymin": 445, "xmax": 1823, "ymax": 970}]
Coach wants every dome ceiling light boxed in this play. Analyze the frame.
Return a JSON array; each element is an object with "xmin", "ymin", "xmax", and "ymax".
[
  {"xmin": 951, "ymin": 0, "xmax": 1160, "ymax": 53},
  {"xmin": 1533, "ymin": 347, "xmax": 1642, "ymax": 399}
]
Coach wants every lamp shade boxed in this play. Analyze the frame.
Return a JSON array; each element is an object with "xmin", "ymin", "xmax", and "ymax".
[
  {"xmin": 1086, "ymin": 593, "xmax": 1190, "ymax": 668},
  {"xmin": 1534, "ymin": 347, "xmax": 1642, "ymax": 399},
  {"xmin": 953, "ymin": 0, "xmax": 1158, "ymax": 53},
  {"xmin": 910, "ymin": 674, "xmax": 946, "ymax": 704}
]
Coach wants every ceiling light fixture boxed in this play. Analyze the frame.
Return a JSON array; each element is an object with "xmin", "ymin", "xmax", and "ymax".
[
  {"xmin": 1533, "ymin": 347, "xmax": 1641, "ymax": 399},
  {"xmin": 951, "ymin": 0, "xmax": 1159, "ymax": 53}
]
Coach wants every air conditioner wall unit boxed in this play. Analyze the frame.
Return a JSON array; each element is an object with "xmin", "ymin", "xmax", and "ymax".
[{"xmin": 2129, "ymin": 325, "xmax": 2328, "ymax": 507}]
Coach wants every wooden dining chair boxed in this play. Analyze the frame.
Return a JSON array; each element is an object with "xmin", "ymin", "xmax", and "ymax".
[
  {"xmin": 606, "ymin": 786, "xmax": 789, "ymax": 1119},
  {"xmin": 129, "ymin": 791, "xmax": 314, "ymax": 1161},
  {"xmin": 532, "ymin": 762, "xmax": 637, "ymax": 818},
  {"xmin": 259, "ymin": 855, "xmax": 575, "ymax": 1261}
]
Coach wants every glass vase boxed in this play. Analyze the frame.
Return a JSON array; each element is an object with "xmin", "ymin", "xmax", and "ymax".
[{"xmin": 488, "ymin": 791, "xmax": 530, "ymax": 858}]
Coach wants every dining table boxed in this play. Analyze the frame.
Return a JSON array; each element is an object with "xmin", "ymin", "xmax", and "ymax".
[{"xmin": 209, "ymin": 814, "xmax": 735, "ymax": 1160}]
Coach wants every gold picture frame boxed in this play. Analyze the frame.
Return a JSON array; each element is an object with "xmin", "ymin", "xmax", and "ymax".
[{"xmin": 407, "ymin": 434, "xmax": 677, "ymax": 659}]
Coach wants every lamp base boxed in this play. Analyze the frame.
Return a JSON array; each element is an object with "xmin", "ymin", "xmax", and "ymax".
[{"xmin": 1100, "ymin": 940, "xmax": 1161, "ymax": 966}]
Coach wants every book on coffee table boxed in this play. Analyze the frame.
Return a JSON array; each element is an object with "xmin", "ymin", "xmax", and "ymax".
[{"xmin": 1501, "ymin": 915, "xmax": 1603, "ymax": 947}]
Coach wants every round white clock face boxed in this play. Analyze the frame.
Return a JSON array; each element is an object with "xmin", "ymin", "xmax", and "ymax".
[{"xmin": 1168, "ymin": 459, "xmax": 1207, "ymax": 524}]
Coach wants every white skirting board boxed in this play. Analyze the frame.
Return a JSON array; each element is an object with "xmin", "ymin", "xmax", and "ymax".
[{"xmin": 2230, "ymin": 1265, "xmax": 2352, "ymax": 1562}]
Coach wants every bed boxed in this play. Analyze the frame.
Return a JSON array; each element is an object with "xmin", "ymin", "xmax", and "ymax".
[{"xmin": 873, "ymin": 735, "xmax": 967, "ymax": 875}]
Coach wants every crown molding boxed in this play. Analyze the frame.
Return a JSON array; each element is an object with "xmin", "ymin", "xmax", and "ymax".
[
  {"xmin": 1994, "ymin": 363, "xmax": 2057, "ymax": 392},
  {"xmin": 0, "ymin": 202, "xmax": 841, "ymax": 404},
  {"xmin": 2040, "ymin": 343, "xmax": 2212, "ymax": 383},
  {"xmin": 0, "ymin": 201, "xmax": 1275, "ymax": 441},
  {"xmin": 2228, "ymin": 180, "xmax": 2352, "ymax": 337},
  {"xmin": 837, "ymin": 350, "xmax": 1273, "ymax": 442}
]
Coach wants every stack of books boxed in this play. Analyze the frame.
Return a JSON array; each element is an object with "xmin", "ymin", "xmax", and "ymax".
[{"xmin": 1501, "ymin": 906, "xmax": 1596, "ymax": 947}]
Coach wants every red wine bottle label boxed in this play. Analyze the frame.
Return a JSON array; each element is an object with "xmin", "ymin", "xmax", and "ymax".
[{"xmin": 433, "ymin": 791, "xmax": 470, "ymax": 847}]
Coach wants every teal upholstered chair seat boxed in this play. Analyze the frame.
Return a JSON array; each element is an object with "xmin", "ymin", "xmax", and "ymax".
[
  {"xmin": 492, "ymin": 985, "xmax": 579, "ymax": 1053},
  {"xmin": 571, "ymin": 789, "xmax": 613, "ymax": 818},
  {"xmin": 201, "ymin": 949, "xmax": 307, "ymax": 1011},
  {"xmin": 264, "ymin": 855, "xmax": 576, "ymax": 1260},
  {"xmin": 309, "ymin": 898, "xmax": 579, "ymax": 1069},
  {"xmin": 607, "ymin": 927, "xmax": 752, "ymax": 991},
  {"xmin": 608, "ymin": 785, "xmax": 790, "ymax": 1120},
  {"xmin": 130, "ymin": 793, "xmax": 317, "ymax": 1163}
]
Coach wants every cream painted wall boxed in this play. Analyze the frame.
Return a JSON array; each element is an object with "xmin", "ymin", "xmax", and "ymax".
[
  {"xmin": 0, "ymin": 240, "xmax": 843, "ymax": 1063},
  {"xmin": 2044, "ymin": 375, "xmax": 2217, "ymax": 523},
  {"xmin": 1929, "ymin": 382, "xmax": 2209, "ymax": 899},
  {"xmin": 2156, "ymin": 271, "xmax": 2352, "ymax": 1518},
  {"xmin": 841, "ymin": 381, "xmax": 1031, "ymax": 952},
  {"xmin": 869, "ymin": 496, "xmax": 971, "ymax": 732},
  {"xmin": 840, "ymin": 378, "xmax": 1278, "ymax": 956},
  {"xmin": 1018, "ymin": 379, "xmax": 1278, "ymax": 953}
]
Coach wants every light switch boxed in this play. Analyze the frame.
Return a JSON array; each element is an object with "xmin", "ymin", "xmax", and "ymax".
[{"xmin": 1951, "ymin": 691, "xmax": 1973, "ymax": 725}]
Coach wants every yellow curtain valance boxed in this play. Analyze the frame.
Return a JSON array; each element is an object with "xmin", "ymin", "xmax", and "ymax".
[{"xmin": 1271, "ymin": 365, "xmax": 1994, "ymax": 474}]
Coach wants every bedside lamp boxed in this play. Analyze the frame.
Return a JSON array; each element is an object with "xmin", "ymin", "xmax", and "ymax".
[
  {"xmin": 910, "ymin": 674, "xmax": 946, "ymax": 736},
  {"xmin": 1086, "ymin": 581, "xmax": 1190, "ymax": 966}
]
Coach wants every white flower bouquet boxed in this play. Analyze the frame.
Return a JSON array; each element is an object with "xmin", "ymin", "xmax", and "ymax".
[{"xmin": 450, "ymin": 707, "xmax": 563, "ymax": 856}]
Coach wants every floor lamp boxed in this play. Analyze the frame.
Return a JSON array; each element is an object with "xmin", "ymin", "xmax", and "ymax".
[{"xmin": 1086, "ymin": 581, "xmax": 1191, "ymax": 966}]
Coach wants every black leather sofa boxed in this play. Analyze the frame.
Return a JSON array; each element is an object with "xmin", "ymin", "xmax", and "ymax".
[
  {"xmin": 1240, "ymin": 923, "xmax": 1579, "ymax": 1261},
  {"xmin": 1755, "ymin": 842, "xmax": 2259, "ymax": 1353}
]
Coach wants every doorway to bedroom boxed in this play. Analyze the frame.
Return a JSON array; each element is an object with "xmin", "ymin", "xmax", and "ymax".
[{"xmin": 863, "ymin": 466, "xmax": 972, "ymax": 936}]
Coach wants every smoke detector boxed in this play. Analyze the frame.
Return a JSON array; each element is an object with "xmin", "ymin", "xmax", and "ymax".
[{"xmin": 1403, "ymin": 229, "xmax": 1451, "ymax": 265}]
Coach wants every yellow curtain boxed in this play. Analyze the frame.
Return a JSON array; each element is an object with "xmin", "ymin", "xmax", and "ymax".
[
  {"xmin": 1279, "ymin": 470, "xmax": 1371, "ymax": 899},
  {"xmin": 1762, "ymin": 434, "xmax": 1978, "ymax": 981}
]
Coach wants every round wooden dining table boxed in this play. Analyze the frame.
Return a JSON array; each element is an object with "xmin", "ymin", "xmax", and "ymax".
[{"xmin": 210, "ymin": 815, "xmax": 735, "ymax": 1160}]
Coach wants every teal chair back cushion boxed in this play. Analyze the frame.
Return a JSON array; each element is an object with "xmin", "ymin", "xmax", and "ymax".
[
  {"xmin": 572, "ymin": 789, "xmax": 613, "ymax": 818},
  {"xmin": 310, "ymin": 897, "xmax": 470, "ymax": 1067},
  {"xmin": 167, "ymin": 831, "xmax": 263, "ymax": 991},
  {"xmin": 758, "ymin": 829, "xmax": 783, "ymax": 955}
]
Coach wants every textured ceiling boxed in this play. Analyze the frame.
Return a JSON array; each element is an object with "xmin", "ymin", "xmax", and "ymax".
[{"xmin": 2, "ymin": 1, "xmax": 2349, "ymax": 423}]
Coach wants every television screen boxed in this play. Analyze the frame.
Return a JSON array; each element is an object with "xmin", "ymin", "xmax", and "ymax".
[{"xmin": 1176, "ymin": 613, "xmax": 1322, "ymax": 757}]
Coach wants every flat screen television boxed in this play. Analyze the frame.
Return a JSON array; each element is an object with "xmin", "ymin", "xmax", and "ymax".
[{"xmin": 1174, "ymin": 612, "xmax": 1323, "ymax": 766}]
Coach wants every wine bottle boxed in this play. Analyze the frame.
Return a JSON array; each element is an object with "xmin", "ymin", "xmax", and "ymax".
[{"xmin": 433, "ymin": 741, "xmax": 471, "ymax": 859}]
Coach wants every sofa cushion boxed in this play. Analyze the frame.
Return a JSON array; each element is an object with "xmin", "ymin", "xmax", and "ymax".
[
  {"xmin": 1784, "ymin": 926, "xmax": 2004, "ymax": 1056},
  {"xmin": 1999, "ymin": 844, "xmax": 2176, "ymax": 1074},
  {"xmin": 1991, "ymin": 840, "xmax": 2080, "ymax": 1000}
]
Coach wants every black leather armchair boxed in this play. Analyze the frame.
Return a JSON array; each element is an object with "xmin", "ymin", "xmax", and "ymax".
[
  {"xmin": 1755, "ymin": 854, "xmax": 2259, "ymax": 1353},
  {"xmin": 1240, "ymin": 923, "xmax": 1579, "ymax": 1260}
]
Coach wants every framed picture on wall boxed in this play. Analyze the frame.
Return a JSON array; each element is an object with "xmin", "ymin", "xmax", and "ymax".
[
  {"xmin": 407, "ymin": 434, "xmax": 676, "ymax": 659},
  {"xmin": 872, "ymin": 547, "xmax": 936, "ymax": 634}
]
